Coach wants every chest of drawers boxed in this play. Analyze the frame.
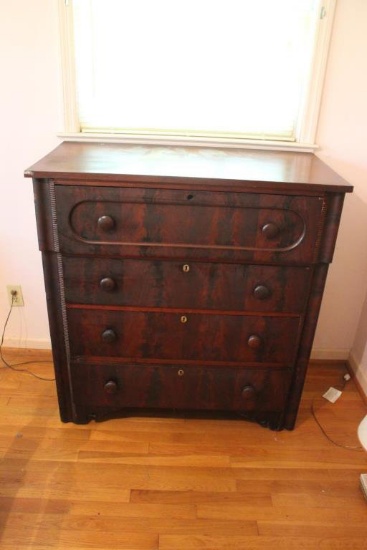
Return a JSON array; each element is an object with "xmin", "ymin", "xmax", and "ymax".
[{"xmin": 25, "ymin": 143, "xmax": 352, "ymax": 430}]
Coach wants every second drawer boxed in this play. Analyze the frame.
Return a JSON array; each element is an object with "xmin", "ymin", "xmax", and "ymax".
[{"xmin": 63, "ymin": 257, "xmax": 312, "ymax": 313}]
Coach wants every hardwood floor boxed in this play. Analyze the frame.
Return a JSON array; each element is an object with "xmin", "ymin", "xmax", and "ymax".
[{"xmin": 0, "ymin": 349, "xmax": 366, "ymax": 549}]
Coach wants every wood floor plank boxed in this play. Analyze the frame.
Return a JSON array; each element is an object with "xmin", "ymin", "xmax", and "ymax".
[
  {"xmin": 68, "ymin": 500, "xmax": 197, "ymax": 519},
  {"xmin": 159, "ymin": 535, "xmax": 367, "ymax": 550},
  {"xmin": 0, "ymin": 526, "xmax": 158, "ymax": 550},
  {"xmin": 0, "ymin": 512, "xmax": 258, "ymax": 536},
  {"xmin": 272, "ymin": 491, "xmax": 367, "ymax": 509},
  {"xmin": 131, "ymin": 488, "xmax": 272, "ymax": 504},
  {"xmin": 257, "ymin": 522, "xmax": 367, "ymax": 538},
  {"xmin": 197, "ymin": 502, "xmax": 367, "ymax": 523}
]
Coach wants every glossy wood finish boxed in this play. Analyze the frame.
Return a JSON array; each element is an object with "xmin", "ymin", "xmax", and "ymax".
[
  {"xmin": 24, "ymin": 142, "xmax": 353, "ymax": 192},
  {"xmin": 71, "ymin": 363, "xmax": 291, "ymax": 416},
  {"xmin": 54, "ymin": 185, "xmax": 325, "ymax": 264},
  {"xmin": 67, "ymin": 308, "xmax": 300, "ymax": 365},
  {"xmin": 25, "ymin": 143, "xmax": 352, "ymax": 430},
  {"xmin": 1, "ymin": 352, "xmax": 367, "ymax": 550},
  {"xmin": 62, "ymin": 258, "xmax": 312, "ymax": 313}
]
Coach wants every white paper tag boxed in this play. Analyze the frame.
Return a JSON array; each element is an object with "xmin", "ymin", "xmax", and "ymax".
[{"xmin": 323, "ymin": 387, "xmax": 342, "ymax": 403}]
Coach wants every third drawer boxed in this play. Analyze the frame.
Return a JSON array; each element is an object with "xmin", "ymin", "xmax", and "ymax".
[{"xmin": 67, "ymin": 308, "xmax": 302, "ymax": 366}]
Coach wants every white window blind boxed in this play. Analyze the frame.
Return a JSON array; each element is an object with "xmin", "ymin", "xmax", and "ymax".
[{"xmin": 66, "ymin": 0, "xmax": 334, "ymax": 145}]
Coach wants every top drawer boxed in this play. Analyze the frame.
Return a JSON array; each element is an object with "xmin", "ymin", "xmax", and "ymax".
[{"xmin": 54, "ymin": 185, "xmax": 325, "ymax": 264}]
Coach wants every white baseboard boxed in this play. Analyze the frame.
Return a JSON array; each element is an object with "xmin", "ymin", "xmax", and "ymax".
[
  {"xmin": 310, "ymin": 348, "xmax": 349, "ymax": 361},
  {"xmin": 2, "ymin": 338, "xmax": 52, "ymax": 350}
]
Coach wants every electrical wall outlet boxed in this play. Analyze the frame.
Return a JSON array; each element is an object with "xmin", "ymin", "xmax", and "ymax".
[{"xmin": 6, "ymin": 285, "xmax": 24, "ymax": 307}]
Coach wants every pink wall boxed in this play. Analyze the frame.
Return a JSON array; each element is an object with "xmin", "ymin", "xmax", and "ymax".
[
  {"xmin": 315, "ymin": 0, "xmax": 367, "ymax": 393},
  {"xmin": 0, "ymin": 0, "xmax": 60, "ymax": 347}
]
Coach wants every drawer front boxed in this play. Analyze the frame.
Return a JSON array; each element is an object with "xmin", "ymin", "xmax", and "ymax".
[
  {"xmin": 71, "ymin": 363, "xmax": 292, "ymax": 413},
  {"xmin": 67, "ymin": 309, "xmax": 301, "ymax": 366},
  {"xmin": 63, "ymin": 257, "xmax": 312, "ymax": 313},
  {"xmin": 55, "ymin": 185, "xmax": 325, "ymax": 263}
]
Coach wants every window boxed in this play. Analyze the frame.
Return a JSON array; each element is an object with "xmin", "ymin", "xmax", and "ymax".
[{"xmin": 59, "ymin": 0, "xmax": 336, "ymax": 150}]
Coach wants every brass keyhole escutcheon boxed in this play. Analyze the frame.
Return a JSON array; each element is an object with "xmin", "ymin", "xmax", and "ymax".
[
  {"xmin": 178, "ymin": 369, "xmax": 185, "ymax": 377},
  {"xmin": 180, "ymin": 315, "xmax": 188, "ymax": 324},
  {"xmin": 182, "ymin": 264, "xmax": 190, "ymax": 273}
]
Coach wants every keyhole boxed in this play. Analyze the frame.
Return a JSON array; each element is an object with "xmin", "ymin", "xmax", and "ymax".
[{"xmin": 187, "ymin": 194, "xmax": 194, "ymax": 200}]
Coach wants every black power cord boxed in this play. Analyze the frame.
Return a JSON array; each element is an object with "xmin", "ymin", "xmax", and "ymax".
[
  {"xmin": 0, "ymin": 295, "xmax": 55, "ymax": 382},
  {"xmin": 311, "ymin": 372, "xmax": 364, "ymax": 452}
]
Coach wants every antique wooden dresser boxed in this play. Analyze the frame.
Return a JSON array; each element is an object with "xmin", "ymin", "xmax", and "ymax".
[{"xmin": 25, "ymin": 143, "xmax": 352, "ymax": 430}]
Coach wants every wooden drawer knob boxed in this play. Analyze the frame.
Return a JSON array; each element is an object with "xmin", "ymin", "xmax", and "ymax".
[
  {"xmin": 100, "ymin": 277, "xmax": 116, "ymax": 292},
  {"xmin": 241, "ymin": 385, "xmax": 257, "ymax": 400},
  {"xmin": 102, "ymin": 329, "xmax": 117, "ymax": 343},
  {"xmin": 98, "ymin": 215, "xmax": 116, "ymax": 232},
  {"xmin": 104, "ymin": 380, "xmax": 118, "ymax": 394},
  {"xmin": 253, "ymin": 284, "xmax": 271, "ymax": 300},
  {"xmin": 261, "ymin": 222, "xmax": 280, "ymax": 239},
  {"xmin": 247, "ymin": 335, "xmax": 262, "ymax": 349}
]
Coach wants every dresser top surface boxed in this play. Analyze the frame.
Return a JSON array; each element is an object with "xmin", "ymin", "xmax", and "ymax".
[{"xmin": 25, "ymin": 142, "xmax": 353, "ymax": 193}]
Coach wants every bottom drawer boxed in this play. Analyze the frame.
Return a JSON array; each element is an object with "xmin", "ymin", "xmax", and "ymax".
[{"xmin": 71, "ymin": 363, "xmax": 292, "ymax": 416}]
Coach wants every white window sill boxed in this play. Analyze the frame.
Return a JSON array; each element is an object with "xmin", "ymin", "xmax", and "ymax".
[{"xmin": 58, "ymin": 132, "xmax": 318, "ymax": 153}]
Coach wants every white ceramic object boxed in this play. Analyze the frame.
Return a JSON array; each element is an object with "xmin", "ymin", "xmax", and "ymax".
[{"xmin": 358, "ymin": 415, "xmax": 367, "ymax": 451}]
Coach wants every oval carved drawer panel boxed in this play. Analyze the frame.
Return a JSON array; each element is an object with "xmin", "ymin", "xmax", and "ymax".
[
  {"xmin": 71, "ymin": 363, "xmax": 292, "ymax": 413},
  {"xmin": 55, "ymin": 185, "xmax": 325, "ymax": 263},
  {"xmin": 63, "ymin": 257, "xmax": 312, "ymax": 313},
  {"xmin": 67, "ymin": 309, "xmax": 301, "ymax": 366}
]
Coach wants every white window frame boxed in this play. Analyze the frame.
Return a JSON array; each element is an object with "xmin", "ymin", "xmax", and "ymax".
[{"xmin": 57, "ymin": 0, "xmax": 336, "ymax": 152}]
